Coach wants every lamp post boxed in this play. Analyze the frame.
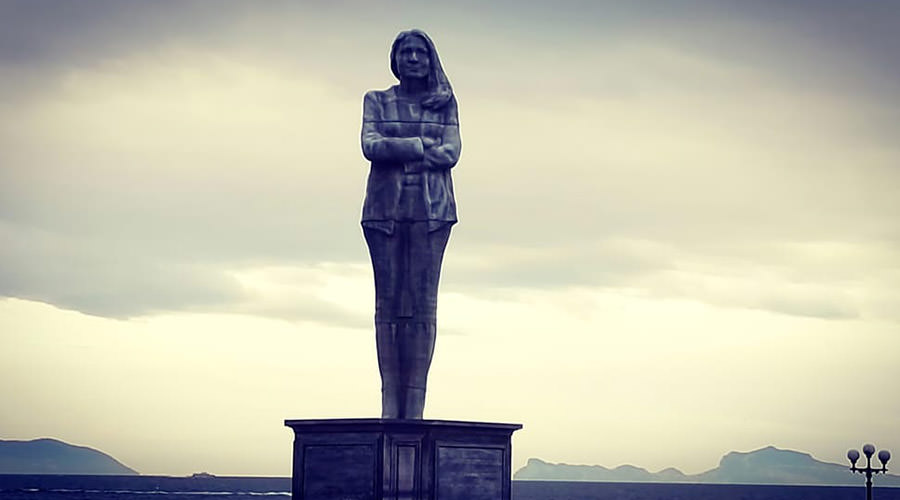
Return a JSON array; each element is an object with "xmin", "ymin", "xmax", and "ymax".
[{"xmin": 847, "ymin": 443, "xmax": 891, "ymax": 500}]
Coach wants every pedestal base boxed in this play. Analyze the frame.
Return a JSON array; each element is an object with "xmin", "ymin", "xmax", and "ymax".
[{"xmin": 284, "ymin": 419, "xmax": 522, "ymax": 500}]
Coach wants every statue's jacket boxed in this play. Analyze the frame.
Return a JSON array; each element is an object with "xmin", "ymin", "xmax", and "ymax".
[{"xmin": 361, "ymin": 86, "xmax": 460, "ymax": 233}]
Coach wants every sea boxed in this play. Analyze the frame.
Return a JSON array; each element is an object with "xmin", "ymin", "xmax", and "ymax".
[{"xmin": 1, "ymin": 475, "xmax": 899, "ymax": 500}]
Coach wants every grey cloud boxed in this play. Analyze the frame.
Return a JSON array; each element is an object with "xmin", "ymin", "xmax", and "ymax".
[
  {"xmin": 237, "ymin": 297, "xmax": 468, "ymax": 335},
  {"xmin": 0, "ymin": 154, "xmax": 370, "ymax": 318},
  {"xmin": 0, "ymin": 1, "xmax": 245, "ymax": 66},
  {"xmin": 715, "ymin": 1, "xmax": 900, "ymax": 82},
  {"xmin": 441, "ymin": 237, "xmax": 886, "ymax": 322},
  {"xmin": 443, "ymin": 239, "xmax": 672, "ymax": 291},
  {"xmin": 236, "ymin": 295, "xmax": 371, "ymax": 330},
  {"xmin": 0, "ymin": 221, "xmax": 247, "ymax": 319},
  {"xmin": 0, "ymin": 188, "xmax": 363, "ymax": 269},
  {"xmin": 757, "ymin": 295, "xmax": 858, "ymax": 321},
  {"xmin": 7, "ymin": 0, "xmax": 895, "ymax": 95},
  {"xmin": 1, "ymin": 0, "xmax": 898, "ymax": 323}
]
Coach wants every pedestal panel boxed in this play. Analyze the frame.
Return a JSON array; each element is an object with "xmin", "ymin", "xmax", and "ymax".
[{"xmin": 284, "ymin": 419, "xmax": 521, "ymax": 500}]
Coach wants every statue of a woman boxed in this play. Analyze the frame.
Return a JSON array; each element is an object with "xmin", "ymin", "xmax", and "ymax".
[{"xmin": 360, "ymin": 29, "xmax": 461, "ymax": 419}]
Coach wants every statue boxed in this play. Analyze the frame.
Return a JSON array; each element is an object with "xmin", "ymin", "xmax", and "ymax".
[{"xmin": 360, "ymin": 29, "xmax": 461, "ymax": 419}]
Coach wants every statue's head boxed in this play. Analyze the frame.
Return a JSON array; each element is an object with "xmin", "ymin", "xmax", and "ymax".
[{"xmin": 390, "ymin": 29, "xmax": 453, "ymax": 110}]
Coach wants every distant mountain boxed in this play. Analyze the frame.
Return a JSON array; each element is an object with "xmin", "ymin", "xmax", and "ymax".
[
  {"xmin": 0, "ymin": 438, "xmax": 138, "ymax": 475},
  {"xmin": 515, "ymin": 446, "xmax": 900, "ymax": 486},
  {"xmin": 514, "ymin": 458, "xmax": 688, "ymax": 483},
  {"xmin": 694, "ymin": 446, "xmax": 867, "ymax": 486}
]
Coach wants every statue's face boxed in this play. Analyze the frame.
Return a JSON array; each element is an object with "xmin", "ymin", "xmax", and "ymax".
[{"xmin": 395, "ymin": 36, "xmax": 430, "ymax": 81}]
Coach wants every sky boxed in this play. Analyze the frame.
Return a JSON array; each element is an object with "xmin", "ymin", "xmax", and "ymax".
[{"xmin": 1, "ymin": 0, "xmax": 898, "ymax": 477}]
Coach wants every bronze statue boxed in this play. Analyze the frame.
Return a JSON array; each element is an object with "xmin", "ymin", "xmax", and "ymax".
[{"xmin": 360, "ymin": 29, "xmax": 461, "ymax": 419}]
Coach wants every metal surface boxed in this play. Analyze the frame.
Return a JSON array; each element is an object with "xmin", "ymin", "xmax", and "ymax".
[
  {"xmin": 848, "ymin": 443, "xmax": 891, "ymax": 500},
  {"xmin": 285, "ymin": 419, "xmax": 521, "ymax": 500},
  {"xmin": 360, "ymin": 29, "xmax": 461, "ymax": 419}
]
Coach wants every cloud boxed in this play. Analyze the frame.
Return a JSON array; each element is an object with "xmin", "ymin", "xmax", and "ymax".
[
  {"xmin": 0, "ymin": 220, "xmax": 247, "ymax": 318},
  {"xmin": 442, "ymin": 238, "xmax": 899, "ymax": 321},
  {"xmin": 0, "ymin": 51, "xmax": 369, "ymax": 319},
  {"xmin": 228, "ymin": 264, "xmax": 372, "ymax": 328},
  {"xmin": 1, "ymin": 1, "xmax": 898, "ymax": 323}
]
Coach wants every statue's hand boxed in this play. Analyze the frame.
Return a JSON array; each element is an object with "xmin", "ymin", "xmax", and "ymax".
[
  {"xmin": 417, "ymin": 136, "xmax": 450, "ymax": 169},
  {"xmin": 421, "ymin": 136, "xmax": 440, "ymax": 149},
  {"xmin": 424, "ymin": 145, "xmax": 456, "ymax": 169}
]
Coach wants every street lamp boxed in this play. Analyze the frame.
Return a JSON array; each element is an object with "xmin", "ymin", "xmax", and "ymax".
[{"xmin": 848, "ymin": 443, "xmax": 891, "ymax": 500}]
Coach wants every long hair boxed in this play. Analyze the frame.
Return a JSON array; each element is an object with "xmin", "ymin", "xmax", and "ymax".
[{"xmin": 389, "ymin": 29, "xmax": 453, "ymax": 110}]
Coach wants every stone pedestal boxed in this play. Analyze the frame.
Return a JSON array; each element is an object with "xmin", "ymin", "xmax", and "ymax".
[{"xmin": 284, "ymin": 419, "xmax": 521, "ymax": 500}]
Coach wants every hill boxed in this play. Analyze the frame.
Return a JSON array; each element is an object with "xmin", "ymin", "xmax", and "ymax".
[
  {"xmin": 515, "ymin": 446, "xmax": 900, "ymax": 486},
  {"xmin": 0, "ymin": 438, "xmax": 138, "ymax": 475}
]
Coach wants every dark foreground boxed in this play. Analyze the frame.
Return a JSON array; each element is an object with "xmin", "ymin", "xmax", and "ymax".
[
  {"xmin": 1, "ymin": 475, "xmax": 898, "ymax": 500},
  {"xmin": 516, "ymin": 480, "xmax": 900, "ymax": 500}
]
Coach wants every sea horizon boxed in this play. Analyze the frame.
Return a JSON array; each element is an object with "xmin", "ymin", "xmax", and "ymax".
[{"xmin": 2, "ymin": 473, "xmax": 900, "ymax": 500}]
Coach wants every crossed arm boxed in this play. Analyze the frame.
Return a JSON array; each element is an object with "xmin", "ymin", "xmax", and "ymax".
[{"xmin": 361, "ymin": 92, "xmax": 460, "ymax": 170}]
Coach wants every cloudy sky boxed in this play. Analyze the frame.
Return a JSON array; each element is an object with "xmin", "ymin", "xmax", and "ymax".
[{"xmin": 1, "ymin": 0, "xmax": 898, "ymax": 477}]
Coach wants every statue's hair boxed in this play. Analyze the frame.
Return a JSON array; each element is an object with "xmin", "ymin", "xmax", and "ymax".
[{"xmin": 390, "ymin": 29, "xmax": 453, "ymax": 110}]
